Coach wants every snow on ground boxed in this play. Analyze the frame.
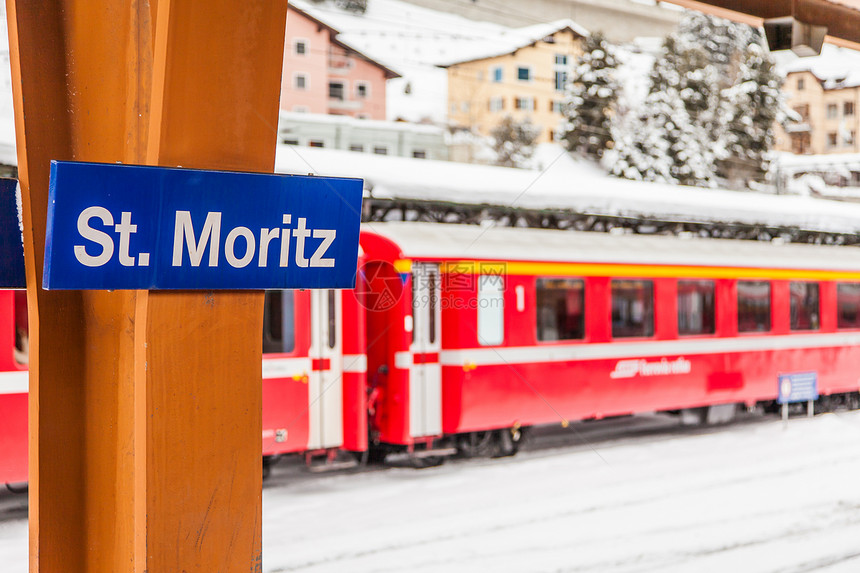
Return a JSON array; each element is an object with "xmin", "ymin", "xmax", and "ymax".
[
  {"xmin": 3, "ymin": 412, "xmax": 860, "ymax": 572},
  {"xmin": 258, "ymin": 412, "xmax": 860, "ymax": 572}
]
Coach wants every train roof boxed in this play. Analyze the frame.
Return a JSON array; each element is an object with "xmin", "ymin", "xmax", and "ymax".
[{"xmin": 364, "ymin": 222, "xmax": 860, "ymax": 272}]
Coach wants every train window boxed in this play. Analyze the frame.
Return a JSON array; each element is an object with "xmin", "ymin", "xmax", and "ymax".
[
  {"xmin": 428, "ymin": 273, "xmax": 437, "ymax": 345},
  {"xmin": 737, "ymin": 281, "xmax": 771, "ymax": 333},
  {"xmin": 611, "ymin": 280, "xmax": 654, "ymax": 338},
  {"xmin": 478, "ymin": 275, "xmax": 504, "ymax": 346},
  {"xmin": 536, "ymin": 278, "xmax": 584, "ymax": 341},
  {"xmin": 328, "ymin": 290, "xmax": 337, "ymax": 349},
  {"xmin": 837, "ymin": 282, "xmax": 860, "ymax": 329},
  {"xmin": 790, "ymin": 282, "xmax": 820, "ymax": 331},
  {"xmin": 677, "ymin": 280, "xmax": 715, "ymax": 336},
  {"xmin": 13, "ymin": 291, "xmax": 28, "ymax": 365},
  {"xmin": 263, "ymin": 290, "xmax": 295, "ymax": 354}
]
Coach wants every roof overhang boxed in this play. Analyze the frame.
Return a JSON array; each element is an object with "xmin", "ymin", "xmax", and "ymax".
[{"xmin": 663, "ymin": 0, "xmax": 860, "ymax": 51}]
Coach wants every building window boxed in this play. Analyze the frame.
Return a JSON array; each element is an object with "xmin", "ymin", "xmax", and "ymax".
[
  {"xmin": 308, "ymin": 140, "xmax": 324, "ymax": 148},
  {"xmin": 611, "ymin": 279, "xmax": 654, "ymax": 338},
  {"xmin": 329, "ymin": 81, "xmax": 345, "ymax": 101},
  {"xmin": 355, "ymin": 82, "xmax": 370, "ymax": 99},
  {"xmin": 515, "ymin": 97, "xmax": 535, "ymax": 111},
  {"xmin": 294, "ymin": 73, "xmax": 308, "ymax": 90},
  {"xmin": 555, "ymin": 54, "xmax": 568, "ymax": 66},
  {"xmin": 478, "ymin": 275, "xmax": 504, "ymax": 346},
  {"xmin": 282, "ymin": 138, "xmax": 299, "ymax": 145},
  {"xmin": 489, "ymin": 96, "xmax": 504, "ymax": 112},
  {"xmin": 536, "ymin": 278, "xmax": 585, "ymax": 341},
  {"xmin": 294, "ymin": 40, "xmax": 308, "ymax": 56},
  {"xmin": 461, "ymin": 101, "xmax": 470, "ymax": 113},
  {"xmin": 838, "ymin": 283, "xmax": 860, "ymax": 329},
  {"xmin": 349, "ymin": 144, "xmax": 364, "ymax": 152},
  {"xmin": 828, "ymin": 132, "xmax": 838, "ymax": 148},
  {"xmin": 492, "ymin": 66, "xmax": 503, "ymax": 83},
  {"xmin": 291, "ymin": 106, "xmax": 309, "ymax": 113},
  {"xmin": 517, "ymin": 66, "xmax": 532, "ymax": 82},
  {"xmin": 678, "ymin": 280, "xmax": 716, "ymax": 336},
  {"xmin": 848, "ymin": 131, "xmax": 856, "ymax": 147},
  {"xmin": 790, "ymin": 282, "xmax": 820, "ymax": 330},
  {"xmin": 551, "ymin": 100, "xmax": 563, "ymax": 114},
  {"xmin": 797, "ymin": 78, "xmax": 805, "ymax": 90},
  {"xmin": 846, "ymin": 101, "xmax": 856, "ymax": 116},
  {"xmin": 828, "ymin": 103, "xmax": 838, "ymax": 119},
  {"xmin": 373, "ymin": 146, "xmax": 388, "ymax": 155},
  {"xmin": 737, "ymin": 280, "xmax": 770, "ymax": 333},
  {"xmin": 793, "ymin": 104, "xmax": 810, "ymax": 121},
  {"xmin": 412, "ymin": 150, "xmax": 427, "ymax": 159},
  {"xmin": 263, "ymin": 291, "xmax": 295, "ymax": 354},
  {"xmin": 554, "ymin": 70, "xmax": 567, "ymax": 92}
]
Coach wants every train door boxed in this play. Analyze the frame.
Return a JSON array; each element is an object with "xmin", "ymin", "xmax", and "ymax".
[
  {"xmin": 308, "ymin": 289, "xmax": 344, "ymax": 450},
  {"xmin": 410, "ymin": 263, "xmax": 442, "ymax": 437}
]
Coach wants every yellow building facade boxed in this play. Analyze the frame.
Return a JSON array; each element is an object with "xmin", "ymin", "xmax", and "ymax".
[
  {"xmin": 776, "ymin": 70, "xmax": 860, "ymax": 155},
  {"xmin": 442, "ymin": 23, "xmax": 585, "ymax": 145}
]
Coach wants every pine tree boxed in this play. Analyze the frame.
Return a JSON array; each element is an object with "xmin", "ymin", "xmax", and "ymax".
[
  {"xmin": 562, "ymin": 32, "xmax": 620, "ymax": 160},
  {"xmin": 491, "ymin": 115, "xmax": 540, "ymax": 168},
  {"xmin": 720, "ymin": 42, "xmax": 783, "ymax": 187}
]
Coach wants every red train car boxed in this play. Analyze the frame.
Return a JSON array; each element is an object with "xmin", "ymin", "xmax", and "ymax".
[
  {"xmin": 360, "ymin": 223, "xmax": 860, "ymax": 457},
  {"xmin": 4, "ymin": 221, "xmax": 860, "ymax": 484}
]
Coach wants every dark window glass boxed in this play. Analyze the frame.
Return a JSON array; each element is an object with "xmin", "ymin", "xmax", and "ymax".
[
  {"xmin": 517, "ymin": 66, "xmax": 531, "ymax": 81},
  {"xmin": 428, "ymin": 273, "xmax": 437, "ymax": 344},
  {"xmin": 308, "ymin": 140, "xmax": 324, "ymax": 148},
  {"xmin": 790, "ymin": 282, "xmax": 820, "ymax": 330},
  {"xmin": 327, "ymin": 290, "xmax": 336, "ymax": 349},
  {"xmin": 611, "ymin": 280, "xmax": 654, "ymax": 338},
  {"xmin": 13, "ymin": 291, "xmax": 28, "ymax": 365},
  {"xmin": 737, "ymin": 281, "xmax": 771, "ymax": 332},
  {"xmin": 373, "ymin": 146, "xmax": 388, "ymax": 155},
  {"xmin": 263, "ymin": 290, "xmax": 295, "ymax": 353},
  {"xmin": 536, "ymin": 278, "xmax": 585, "ymax": 341},
  {"xmin": 328, "ymin": 82, "xmax": 344, "ymax": 101},
  {"xmin": 678, "ymin": 280, "xmax": 715, "ymax": 335},
  {"xmin": 838, "ymin": 283, "xmax": 860, "ymax": 329},
  {"xmin": 295, "ymin": 41, "xmax": 306, "ymax": 55}
]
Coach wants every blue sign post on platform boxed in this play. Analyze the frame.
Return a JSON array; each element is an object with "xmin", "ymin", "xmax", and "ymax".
[
  {"xmin": 777, "ymin": 371, "xmax": 818, "ymax": 423},
  {"xmin": 0, "ymin": 178, "xmax": 25, "ymax": 289},
  {"xmin": 44, "ymin": 161, "xmax": 363, "ymax": 290}
]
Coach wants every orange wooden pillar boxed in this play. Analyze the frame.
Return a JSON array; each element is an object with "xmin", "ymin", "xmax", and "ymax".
[{"xmin": 6, "ymin": 1, "xmax": 287, "ymax": 571}]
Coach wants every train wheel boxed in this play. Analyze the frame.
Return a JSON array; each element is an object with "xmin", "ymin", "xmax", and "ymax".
[{"xmin": 456, "ymin": 431, "xmax": 495, "ymax": 458}]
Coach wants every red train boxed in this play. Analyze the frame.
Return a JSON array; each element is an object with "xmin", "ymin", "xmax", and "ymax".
[{"xmin": 5, "ymin": 221, "xmax": 860, "ymax": 482}]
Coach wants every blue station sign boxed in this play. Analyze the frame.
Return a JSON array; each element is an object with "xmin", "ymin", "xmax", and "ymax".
[
  {"xmin": 777, "ymin": 371, "xmax": 818, "ymax": 404},
  {"xmin": 0, "ymin": 178, "xmax": 25, "ymax": 289},
  {"xmin": 44, "ymin": 161, "xmax": 363, "ymax": 290}
]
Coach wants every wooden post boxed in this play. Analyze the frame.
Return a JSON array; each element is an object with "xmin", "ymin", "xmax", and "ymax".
[{"xmin": 6, "ymin": 1, "xmax": 287, "ymax": 571}]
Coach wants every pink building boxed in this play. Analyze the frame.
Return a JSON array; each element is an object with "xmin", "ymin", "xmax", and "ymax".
[{"xmin": 281, "ymin": 4, "xmax": 399, "ymax": 120}]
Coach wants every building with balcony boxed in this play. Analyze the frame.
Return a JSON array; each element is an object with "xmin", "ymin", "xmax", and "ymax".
[
  {"xmin": 439, "ymin": 20, "xmax": 587, "ymax": 145},
  {"xmin": 775, "ymin": 46, "xmax": 860, "ymax": 156},
  {"xmin": 281, "ymin": 3, "xmax": 399, "ymax": 120}
]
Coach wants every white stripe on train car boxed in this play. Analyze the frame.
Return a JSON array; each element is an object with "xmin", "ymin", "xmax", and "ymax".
[
  {"xmin": 394, "ymin": 351, "xmax": 412, "ymax": 370},
  {"xmin": 262, "ymin": 357, "xmax": 312, "ymax": 380},
  {"xmin": 0, "ymin": 370, "xmax": 28, "ymax": 394},
  {"xmin": 342, "ymin": 354, "xmax": 367, "ymax": 373},
  {"xmin": 439, "ymin": 332, "xmax": 860, "ymax": 367}
]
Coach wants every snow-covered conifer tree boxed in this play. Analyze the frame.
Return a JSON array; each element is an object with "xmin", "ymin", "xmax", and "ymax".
[
  {"xmin": 562, "ymin": 32, "xmax": 620, "ymax": 160},
  {"xmin": 491, "ymin": 115, "xmax": 540, "ymax": 168}
]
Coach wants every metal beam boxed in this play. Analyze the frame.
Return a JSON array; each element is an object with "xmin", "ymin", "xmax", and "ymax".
[{"xmin": 664, "ymin": 0, "xmax": 860, "ymax": 50}]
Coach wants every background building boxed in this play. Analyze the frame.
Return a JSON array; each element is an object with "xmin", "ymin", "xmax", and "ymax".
[
  {"xmin": 775, "ymin": 45, "xmax": 860, "ymax": 155},
  {"xmin": 440, "ymin": 20, "xmax": 586, "ymax": 144},
  {"xmin": 281, "ymin": 3, "xmax": 400, "ymax": 119},
  {"xmin": 278, "ymin": 111, "xmax": 448, "ymax": 160}
]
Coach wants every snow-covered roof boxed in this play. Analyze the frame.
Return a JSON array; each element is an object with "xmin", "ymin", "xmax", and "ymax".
[
  {"xmin": 780, "ymin": 43, "xmax": 860, "ymax": 90},
  {"xmin": 367, "ymin": 221, "xmax": 860, "ymax": 271},
  {"xmin": 436, "ymin": 19, "xmax": 589, "ymax": 68},
  {"xmin": 275, "ymin": 144, "xmax": 860, "ymax": 236},
  {"xmin": 288, "ymin": 2, "xmax": 400, "ymax": 79}
]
